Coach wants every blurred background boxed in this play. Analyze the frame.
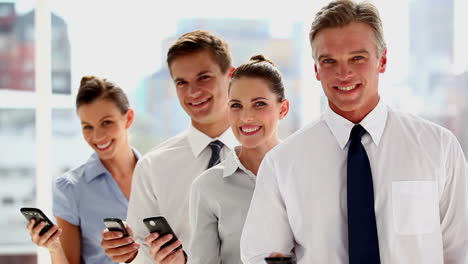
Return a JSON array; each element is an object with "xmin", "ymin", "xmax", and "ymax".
[{"xmin": 0, "ymin": 0, "xmax": 467, "ymax": 263}]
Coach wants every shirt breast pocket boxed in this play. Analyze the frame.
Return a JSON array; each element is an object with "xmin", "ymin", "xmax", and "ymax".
[{"xmin": 392, "ymin": 181, "xmax": 438, "ymax": 235}]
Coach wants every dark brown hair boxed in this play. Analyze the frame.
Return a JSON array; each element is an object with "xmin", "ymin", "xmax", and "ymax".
[
  {"xmin": 229, "ymin": 54, "xmax": 285, "ymax": 102},
  {"xmin": 166, "ymin": 30, "xmax": 232, "ymax": 74},
  {"xmin": 309, "ymin": 0, "xmax": 386, "ymax": 58},
  {"xmin": 76, "ymin": 76, "xmax": 129, "ymax": 114}
]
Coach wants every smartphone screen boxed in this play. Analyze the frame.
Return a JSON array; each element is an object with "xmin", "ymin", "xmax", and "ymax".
[
  {"xmin": 103, "ymin": 218, "xmax": 129, "ymax": 237},
  {"xmin": 20, "ymin": 207, "xmax": 54, "ymax": 236},
  {"xmin": 143, "ymin": 216, "xmax": 182, "ymax": 250}
]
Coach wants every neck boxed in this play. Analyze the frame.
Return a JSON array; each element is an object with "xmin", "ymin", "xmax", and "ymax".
[
  {"xmin": 330, "ymin": 96, "xmax": 380, "ymax": 124},
  {"xmin": 238, "ymin": 137, "xmax": 279, "ymax": 175},
  {"xmin": 192, "ymin": 118, "xmax": 230, "ymax": 138},
  {"xmin": 101, "ymin": 145, "xmax": 136, "ymax": 179}
]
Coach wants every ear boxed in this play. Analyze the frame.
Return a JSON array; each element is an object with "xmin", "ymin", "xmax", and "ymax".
[
  {"xmin": 378, "ymin": 48, "xmax": 387, "ymax": 73},
  {"xmin": 279, "ymin": 99, "xmax": 290, "ymax": 120},
  {"xmin": 228, "ymin": 66, "xmax": 236, "ymax": 78},
  {"xmin": 124, "ymin": 108, "xmax": 135, "ymax": 129},
  {"xmin": 314, "ymin": 63, "xmax": 321, "ymax": 81}
]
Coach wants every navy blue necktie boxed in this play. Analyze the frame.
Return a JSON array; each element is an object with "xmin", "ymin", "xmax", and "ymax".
[
  {"xmin": 347, "ymin": 125, "xmax": 380, "ymax": 264},
  {"xmin": 207, "ymin": 140, "xmax": 224, "ymax": 169}
]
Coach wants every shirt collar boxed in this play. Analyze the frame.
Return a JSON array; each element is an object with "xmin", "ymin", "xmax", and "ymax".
[
  {"xmin": 324, "ymin": 99, "xmax": 388, "ymax": 149},
  {"xmin": 187, "ymin": 125, "xmax": 238, "ymax": 157},
  {"xmin": 84, "ymin": 148, "xmax": 141, "ymax": 183},
  {"xmin": 222, "ymin": 147, "xmax": 255, "ymax": 178}
]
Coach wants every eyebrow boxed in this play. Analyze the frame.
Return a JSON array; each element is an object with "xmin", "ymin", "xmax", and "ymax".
[
  {"xmin": 350, "ymin": 49, "xmax": 370, "ymax": 55},
  {"xmin": 251, "ymin": 97, "xmax": 268, "ymax": 102},
  {"xmin": 317, "ymin": 49, "xmax": 371, "ymax": 61},
  {"xmin": 197, "ymin": 70, "xmax": 211, "ymax": 76},
  {"xmin": 99, "ymin": 115, "xmax": 113, "ymax": 121},
  {"xmin": 173, "ymin": 77, "xmax": 185, "ymax": 83},
  {"xmin": 81, "ymin": 115, "xmax": 113, "ymax": 125},
  {"xmin": 317, "ymin": 54, "xmax": 332, "ymax": 62},
  {"xmin": 173, "ymin": 70, "xmax": 212, "ymax": 83},
  {"xmin": 229, "ymin": 97, "xmax": 268, "ymax": 103}
]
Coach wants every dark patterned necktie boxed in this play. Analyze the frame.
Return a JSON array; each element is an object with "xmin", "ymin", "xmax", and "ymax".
[
  {"xmin": 347, "ymin": 124, "xmax": 381, "ymax": 264},
  {"xmin": 206, "ymin": 140, "xmax": 224, "ymax": 169}
]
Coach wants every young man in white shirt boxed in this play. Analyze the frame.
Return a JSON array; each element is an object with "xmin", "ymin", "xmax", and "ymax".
[
  {"xmin": 100, "ymin": 30, "xmax": 238, "ymax": 263},
  {"xmin": 240, "ymin": 1, "xmax": 468, "ymax": 264}
]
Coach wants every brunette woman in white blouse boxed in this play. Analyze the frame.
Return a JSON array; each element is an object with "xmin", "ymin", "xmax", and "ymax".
[{"xmin": 187, "ymin": 55, "xmax": 290, "ymax": 264}]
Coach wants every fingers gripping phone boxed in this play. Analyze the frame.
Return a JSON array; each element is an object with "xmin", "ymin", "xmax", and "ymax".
[
  {"xmin": 20, "ymin": 207, "xmax": 54, "ymax": 236},
  {"xmin": 143, "ymin": 216, "xmax": 182, "ymax": 250},
  {"xmin": 103, "ymin": 218, "xmax": 130, "ymax": 237},
  {"xmin": 264, "ymin": 256, "xmax": 297, "ymax": 264}
]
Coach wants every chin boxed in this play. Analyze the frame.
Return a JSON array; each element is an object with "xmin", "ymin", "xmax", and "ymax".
[
  {"xmin": 331, "ymin": 99, "xmax": 363, "ymax": 112},
  {"xmin": 240, "ymin": 140, "xmax": 262, "ymax": 150}
]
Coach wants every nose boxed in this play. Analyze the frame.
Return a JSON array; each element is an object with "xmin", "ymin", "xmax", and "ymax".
[
  {"xmin": 240, "ymin": 108, "xmax": 254, "ymax": 122},
  {"xmin": 188, "ymin": 83, "xmax": 203, "ymax": 98},
  {"xmin": 92, "ymin": 127, "xmax": 106, "ymax": 142},
  {"xmin": 336, "ymin": 63, "xmax": 353, "ymax": 80}
]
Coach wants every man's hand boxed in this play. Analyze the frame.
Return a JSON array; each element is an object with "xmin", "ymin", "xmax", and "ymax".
[
  {"xmin": 145, "ymin": 233, "xmax": 185, "ymax": 264},
  {"xmin": 101, "ymin": 222, "xmax": 140, "ymax": 263}
]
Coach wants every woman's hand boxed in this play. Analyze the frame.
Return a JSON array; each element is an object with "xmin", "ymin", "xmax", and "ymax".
[{"xmin": 27, "ymin": 219, "xmax": 63, "ymax": 253}]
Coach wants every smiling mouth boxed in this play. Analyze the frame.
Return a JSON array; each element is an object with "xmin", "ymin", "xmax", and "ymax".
[
  {"xmin": 95, "ymin": 140, "xmax": 113, "ymax": 151},
  {"xmin": 240, "ymin": 126, "xmax": 262, "ymax": 135},
  {"xmin": 189, "ymin": 98, "xmax": 211, "ymax": 107},
  {"xmin": 334, "ymin": 84, "xmax": 360, "ymax": 91}
]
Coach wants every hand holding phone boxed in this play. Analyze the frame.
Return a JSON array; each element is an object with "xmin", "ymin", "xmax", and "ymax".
[
  {"xmin": 143, "ymin": 216, "xmax": 182, "ymax": 250},
  {"xmin": 20, "ymin": 207, "xmax": 54, "ymax": 236},
  {"xmin": 21, "ymin": 207, "xmax": 62, "ymax": 252},
  {"xmin": 103, "ymin": 218, "xmax": 130, "ymax": 237},
  {"xmin": 101, "ymin": 220, "xmax": 139, "ymax": 263}
]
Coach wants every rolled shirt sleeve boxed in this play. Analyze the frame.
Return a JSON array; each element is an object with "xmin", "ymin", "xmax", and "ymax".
[{"xmin": 240, "ymin": 154, "xmax": 295, "ymax": 264}]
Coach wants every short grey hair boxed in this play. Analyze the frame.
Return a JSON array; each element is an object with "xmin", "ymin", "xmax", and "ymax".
[{"xmin": 309, "ymin": 0, "xmax": 386, "ymax": 59}]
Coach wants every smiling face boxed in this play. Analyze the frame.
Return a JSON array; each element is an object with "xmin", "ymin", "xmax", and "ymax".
[
  {"xmin": 313, "ymin": 22, "xmax": 387, "ymax": 123},
  {"xmin": 228, "ymin": 77, "xmax": 288, "ymax": 150},
  {"xmin": 170, "ymin": 50, "xmax": 232, "ymax": 133},
  {"xmin": 77, "ymin": 99, "xmax": 134, "ymax": 161}
]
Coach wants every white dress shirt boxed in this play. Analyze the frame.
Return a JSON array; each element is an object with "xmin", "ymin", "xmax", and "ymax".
[
  {"xmin": 189, "ymin": 147, "xmax": 256, "ymax": 264},
  {"xmin": 240, "ymin": 101, "xmax": 468, "ymax": 264},
  {"xmin": 126, "ymin": 125, "xmax": 238, "ymax": 263}
]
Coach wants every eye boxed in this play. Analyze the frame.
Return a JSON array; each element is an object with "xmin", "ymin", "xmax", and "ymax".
[
  {"xmin": 352, "ymin": 55, "xmax": 365, "ymax": 61},
  {"xmin": 254, "ymin": 101, "xmax": 267, "ymax": 107},
  {"xmin": 199, "ymin": 75, "xmax": 211, "ymax": 81},
  {"xmin": 322, "ymin": 58, "xmax": 335, "ymax": 64},
  {"xmin": 82, "ymin": 125, "xmax": 92, "ymax": 130},
  {"xmin": 230, "ymin": 103, "xmax": 241, "ymax": 109},
  {"xmin": 102, "ymin": 120, "xmax": 113, "ymax": 126},
  {"xmin": 175, "ymin": 80, "xmax": 187, "ymax": 87}
]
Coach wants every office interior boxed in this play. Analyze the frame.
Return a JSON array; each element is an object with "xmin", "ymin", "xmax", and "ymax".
[{"xmin": 0, "ymin": 0, "xmax": 467, "ymax": 263}]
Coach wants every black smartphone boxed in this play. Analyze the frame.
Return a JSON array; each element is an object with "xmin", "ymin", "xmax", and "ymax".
[
  {"xmin": 264, "ymin": 256, "xmax": 297, "ymax": 264},
  {"xmin": 143, "ymin": 216, "xmax": 182, "ymax": 250},
  {"xmin": 20, "ymin": 207, "xmax": 54, "ymax": 236},
  {"xmin": 103, "ymin": 218, "xmax": 129, "ymax": 237}
]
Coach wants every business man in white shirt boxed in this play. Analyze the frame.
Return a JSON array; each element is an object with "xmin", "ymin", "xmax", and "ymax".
[
  {"xmin": 240, "ymin": 1, "xmax": 468, "ymax": 264},
  {"xmin": 100, "ymin": 30, "xmax": 238, "ymax": 263}
]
